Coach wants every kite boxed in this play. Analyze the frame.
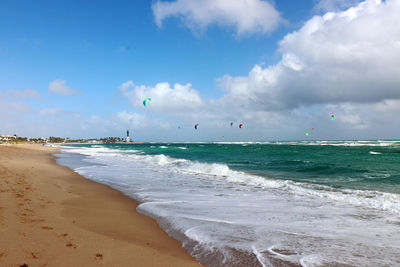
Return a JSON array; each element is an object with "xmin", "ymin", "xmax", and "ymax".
[
  {"xmin": 331, "ymin": 114, "xmax": 335, "ymax": 120},
  {"xmin": 312, "ymin": 128, "xmax": 315, "ymax": 130},
  {"xmin": 194, "ymin": 123, "xmax": 199, "ymax": 130},
  {"xmin": 306, "ymin": 131, "xmax": 310, "ymax": 136},
  {"xmin": 143, "ymin": 97, "xmax": 151, "ymax": 107},
  {"xmin": 230, "ymin": 122, "xmax": 233, "ymax": 126},
  {"xmin": 239, "ymin": 124, "xmax": 243, "ymax": 128}
]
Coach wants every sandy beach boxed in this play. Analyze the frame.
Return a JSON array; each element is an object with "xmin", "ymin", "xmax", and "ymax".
[{"xmin": 0, "ymin": 144, "xmax": 200, "ymax": 267}]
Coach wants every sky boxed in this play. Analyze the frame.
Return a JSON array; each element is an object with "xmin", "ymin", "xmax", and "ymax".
[{"xmin": 1, "ymin": 0, "xmax": 400, "ymax": 141}]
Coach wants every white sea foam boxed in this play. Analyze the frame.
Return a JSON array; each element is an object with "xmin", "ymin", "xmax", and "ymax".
[
  {"xmin": 213, "ymin": 140, "xmax": 400, "ymax": 147},
  {"xmin": 369, "ymin": 151, "xmax": 382, "ymax": 154},
  {"xmin": 57, "ymin": 145, "xmax": 400, "ymax": 266},
  {"xmin": 251, "ymin": 245, "xmax": 267, "ymax": 267},
  {"xmin": 61, "ymin": 145, "xmax": 400, "ymax": 214},
  {"xmin": 174, "ymin": 162, "xmax": 231, "ymax": 177}
]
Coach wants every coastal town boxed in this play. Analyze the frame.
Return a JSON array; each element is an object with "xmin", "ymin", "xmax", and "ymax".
[{"xmin": 0, "ymin": 131, "xmax": 132, "ymax": 144}]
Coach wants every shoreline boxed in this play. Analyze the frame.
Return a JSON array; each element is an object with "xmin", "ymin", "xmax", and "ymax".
[{"xmin": 0, "ymin": 144, "xmax": 200, "ymax": 266}]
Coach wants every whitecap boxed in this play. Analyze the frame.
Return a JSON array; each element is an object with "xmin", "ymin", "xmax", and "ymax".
[{"xmin": 369, "ymin": 151, "xmax": 382, "ymax": 155}]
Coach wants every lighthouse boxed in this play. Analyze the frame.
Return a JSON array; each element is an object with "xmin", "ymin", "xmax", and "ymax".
[{"xmin": 126, "ymin": 129, "xmax": 131, "ymax": 143}]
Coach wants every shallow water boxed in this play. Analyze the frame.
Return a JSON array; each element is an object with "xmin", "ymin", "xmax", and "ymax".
[{"xmin": 55, "ymin": 141, "xmax": 400, "ymax": 266}]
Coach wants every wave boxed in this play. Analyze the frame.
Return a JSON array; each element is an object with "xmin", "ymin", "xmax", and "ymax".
[
  {"xmin": 369, "ymin": 151, "xmax": 382, "ymax": 155},
  {"xmin": 212, "ymin": 140, "xmax": 400, "ymax": 147},
  {"xmin": 58, "ymin": 145, "xmax": 400, "ymax": 266},
  {"xmin": 59, "ymin": 140, "xmax": 400, "ymax": 148},
  {"xmin": 61, "ymin": 145, "xmax": 400, "ymax": 214}
]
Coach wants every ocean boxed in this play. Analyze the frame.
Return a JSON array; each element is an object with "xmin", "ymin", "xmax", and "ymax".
[{"xmin": 55, "ymin": 141, "xmax": 400, "ymax": 266}]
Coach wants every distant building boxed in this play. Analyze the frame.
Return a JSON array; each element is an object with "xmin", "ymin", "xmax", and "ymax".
[
  {"xmin": 0, "ymin": 135, "xmax": 17, "ymax": 141},
  {"xmin": 126, "ymin": 129, "xmax": 131, "ymax": 142}
]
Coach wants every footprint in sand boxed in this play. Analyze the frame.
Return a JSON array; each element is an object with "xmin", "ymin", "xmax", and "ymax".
[
  {"xmin": 41, "ymin": 226, "xmax": 53, "ymax": 230},
  {"xmin": 24, "ymin": 208, "xmax": 34, "ymax": 214},
  {"xmin": 30, "ymin": 252, "xmax": 39, "ymax": 259},
  {"xmin": 95, "ymin": 253, "xmax": 103, "ymax": 260},
  {"xmin": 66, "ymin": 242, "xmax": 77, "ymax": 249},
  {"xmin": 15, "ymin": 192, "xmax": 24, "ymax": 198}
]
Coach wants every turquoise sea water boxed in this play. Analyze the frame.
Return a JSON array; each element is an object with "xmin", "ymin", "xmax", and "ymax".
[
  {"xmin": 57, "ymin": 140, "xmax": 400, "ymax": 266},
  {"xmin": 69, "ymin": 140, "xmax": 400, "ymax": 194}
]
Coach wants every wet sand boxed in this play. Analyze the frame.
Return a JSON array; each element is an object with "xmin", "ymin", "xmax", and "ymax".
[{"xmin": 0, "ymin": 144, "xmax": 200, "ymax": 267}]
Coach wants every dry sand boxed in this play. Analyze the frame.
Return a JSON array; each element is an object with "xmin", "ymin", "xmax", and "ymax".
[{"xmin": 0, "ymin": 144, "xmax": 201, "ymax": 267}]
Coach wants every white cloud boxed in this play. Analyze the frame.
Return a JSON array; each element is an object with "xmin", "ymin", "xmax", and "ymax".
[
  {"xmin": 5, "ymin": 88, "xmax": 41, "ymax": 99},
  {"xmin": 9, "ymin": 102, "xmax": 32, "ymax": 113},
  {"xmin": 152, "ymin": 0, "xmax": 282, "ymax": 36},
  {"xmin": 0, "ymin": 95, "xmax": 32, "ymax": 123},
  {"xmin": 323, "ymin": 103, "xmax": 368, "ymax": 129},
  {"xmin": 373, "ymin": 99, "xmax": 400, "ymax": 113},
  {"xmin": 48, "ymin": 79, "xmax": 77, "ymax": 95},
  {"xmin": 120, "ymin": 80, "xmax": 204, "ymax": 115},
  {"xmin": 217, "ymin": 0, "xmax": 400, "ymax": 111}
]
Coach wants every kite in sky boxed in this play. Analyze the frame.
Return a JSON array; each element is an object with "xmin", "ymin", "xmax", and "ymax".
[
  {"xmin": 143, "ymin": 97, "xmax": 151, "ymax": 107},
  {"xmin": 194, "ymin": 123, "xmax": 199, "ymax": 130}
]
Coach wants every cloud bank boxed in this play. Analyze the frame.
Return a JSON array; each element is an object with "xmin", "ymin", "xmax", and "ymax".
[
  {"xmin": 218, "ymin": 0, "xmax": 400, "ymax": 111},
  {"xmin": 152, "ymin": 0, "xmax": 282, "ymax": 36},
  {"xmin": 122, "ymin": 0, "xmax": 400, "ymax": 140}
]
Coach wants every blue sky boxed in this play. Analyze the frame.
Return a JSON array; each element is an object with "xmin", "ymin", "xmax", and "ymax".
[{"xmin": 1, "ymin": 0, "xmax": 400, "ymax": 141}]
